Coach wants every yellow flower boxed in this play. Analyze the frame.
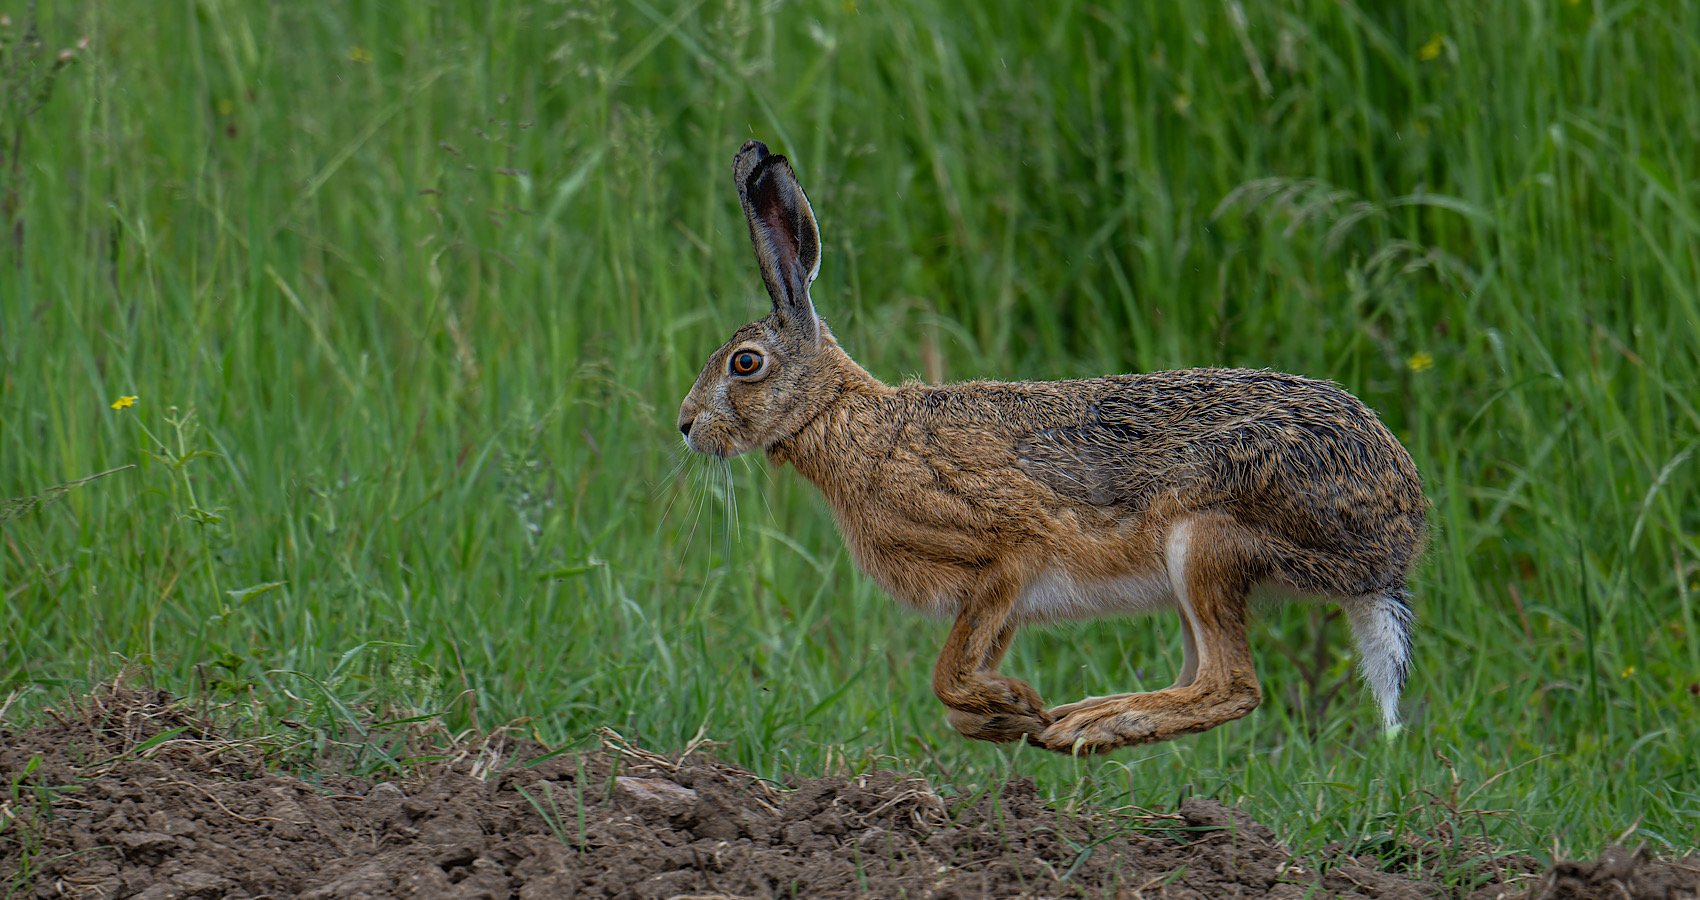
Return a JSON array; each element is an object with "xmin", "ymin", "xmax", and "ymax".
[
  {"xmin": 110, "ymin": 395, "xmax": 138, "ymax": 410},
  {"xmin": 1620, "ymin": 665, "xmax": 1635, "ymax": 678},
  {"xmin": 1407, "ymin": 352, "xmax": 1434, "ymax": 373},
  {"xmin": 1418, "ymin": 34, "xmax": 1444, "ymax": 62},
  {"xmin": 348, "ymin": 45, "xmax": 372, "ymax": 64}
]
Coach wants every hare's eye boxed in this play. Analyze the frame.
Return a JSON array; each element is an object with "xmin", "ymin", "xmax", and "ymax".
[{"xmin": 730, "ymin": 350, "xmax": 764, "ymax": 376}]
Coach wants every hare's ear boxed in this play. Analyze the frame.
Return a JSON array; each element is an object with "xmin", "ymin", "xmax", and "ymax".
[{"xmin": 734, "ymin": 140, "xmax": 821, "ymax": 343}]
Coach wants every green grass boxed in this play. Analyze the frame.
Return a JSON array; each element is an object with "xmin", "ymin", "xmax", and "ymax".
[{"xmin": 2, "ymin": 0, "xmax": 1698, "ymax": 863}]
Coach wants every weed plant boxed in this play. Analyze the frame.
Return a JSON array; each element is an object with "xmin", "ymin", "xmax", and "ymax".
[{"xmin": 1, "ymin": 0, "xmax": 1697, "ymax": 861}]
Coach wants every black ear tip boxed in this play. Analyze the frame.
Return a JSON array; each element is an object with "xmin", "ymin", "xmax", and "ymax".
[
  {"xmin": 733, "ymin": 140, "xmax": 773, "ymax": 196},
  {"xmin": 734, "ymin": 140, "xmax": 769, "ymax": 173}
]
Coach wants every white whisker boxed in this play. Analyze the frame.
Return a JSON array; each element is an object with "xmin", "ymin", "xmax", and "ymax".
[
  {"xmin": 657, "ymin": 446, "xmax": 693, "ymax": 524},
  {"xmin": 742, "ymin": 454, "xmax": 778, "ymax": 524},
  {"xmin": 654, "ymin": 443, "xmax": 692, "ymax": 503},
  {"xmin": 680, "ymin": 457, "xmax": 711, "ymax": 563},
  {"xmin": 726, "ymin": 458, "xmax": 741, "ymax": 544}
]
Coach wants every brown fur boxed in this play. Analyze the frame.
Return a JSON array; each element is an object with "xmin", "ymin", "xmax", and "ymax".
[{"xmin": 678, "ymin": 141, "xmax": 1428, "ymax": 753}]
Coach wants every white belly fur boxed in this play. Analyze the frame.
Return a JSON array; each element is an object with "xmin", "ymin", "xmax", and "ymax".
[{"xmin": 1013, "ymin": 567, "xmax": 1176, "ymax": 623}]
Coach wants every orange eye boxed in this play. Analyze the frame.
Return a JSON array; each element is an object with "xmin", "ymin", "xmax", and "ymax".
[{"xmin": 731, "ymin": 350, "xmax": 763, "ymax": 375}]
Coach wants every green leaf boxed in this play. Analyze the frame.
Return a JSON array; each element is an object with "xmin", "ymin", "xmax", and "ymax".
[
  {"xmin": 226, "ymin": 581, "xmax": 286, "ymax": 603},
  {"xmin": 130, "ymin": 726, "xmax": 191, "ymax": 757},
  {"xmin": 539, "ymin": 564, "xmax": 597, "ymax": 580}
]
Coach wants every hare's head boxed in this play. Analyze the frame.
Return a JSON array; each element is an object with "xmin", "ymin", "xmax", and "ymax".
[{"xmin": 678, "ymin": 140, "xmax": 845, "ymax": 458}]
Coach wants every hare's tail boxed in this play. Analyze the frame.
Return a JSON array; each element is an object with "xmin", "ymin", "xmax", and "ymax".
[{"xmin": 1344, "ymin": 588, "xmax": 1415, "ymax": 735}]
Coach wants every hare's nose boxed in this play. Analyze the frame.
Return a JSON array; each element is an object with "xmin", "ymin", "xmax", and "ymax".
[{"xmin": 678, "ymin": 414, "xmax": 695, "ymax": 437}]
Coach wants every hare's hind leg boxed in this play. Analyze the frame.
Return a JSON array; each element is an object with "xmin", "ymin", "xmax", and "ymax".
[
  {"xmin": 1043, "ymin": 613, "xmax": 1200, "ymax": 721},
  {"xmin": 1036, "ymin": 515, "xmax": 1263, "ymax": 753}
]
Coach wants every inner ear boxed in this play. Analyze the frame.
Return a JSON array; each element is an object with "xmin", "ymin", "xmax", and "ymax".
[
  {"xmin": 747, "ymin": 167, "xmax": 819, "ymax": 288},
  {"xmin": 751, "ymin": 189, "xmax": 802, "ymax": 273}
]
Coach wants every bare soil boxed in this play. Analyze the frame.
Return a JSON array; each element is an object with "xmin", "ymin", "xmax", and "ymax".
[{"xmin": 2, "ymin": 685, "xmax": 1695, "ymax": 899}]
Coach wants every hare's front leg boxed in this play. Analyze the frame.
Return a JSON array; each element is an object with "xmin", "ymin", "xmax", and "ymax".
[
  {"xmin": 934, "ymin": 584, "xmax": 1053, "ymax": 744},
  {"xmin": 1038, "ymin": 515, "xmax": 1263, "ymax": 754}
]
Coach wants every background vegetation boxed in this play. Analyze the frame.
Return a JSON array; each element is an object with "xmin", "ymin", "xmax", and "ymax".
[{"xmin": 3, "ymin": 0, "xmax": 1697, "ymax": 862}]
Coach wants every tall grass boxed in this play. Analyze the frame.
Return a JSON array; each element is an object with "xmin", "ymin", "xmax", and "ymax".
[{"xmin": 2, "ymin": 0, "xmax": 1697, "ymax": 855}]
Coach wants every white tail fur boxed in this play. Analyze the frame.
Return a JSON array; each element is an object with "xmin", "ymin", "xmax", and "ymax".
[{"xmin": 1345, "ymin": 589, "xmax": 1415, "ymax": 735}]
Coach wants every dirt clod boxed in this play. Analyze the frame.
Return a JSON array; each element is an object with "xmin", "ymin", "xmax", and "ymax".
[
  {"xmin": 2, "ymin": 685, "xmax": 1695, "ymax": 898},
  {"xmin": 1528, "ymin": 846, "xmax": 1700, "ymax": 900}
]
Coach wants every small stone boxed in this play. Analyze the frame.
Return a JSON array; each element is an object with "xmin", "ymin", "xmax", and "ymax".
[
  {"xmin": 265, "ymin": 799, "xmax": 312, "ymax": 826},
  {"xmin": 117, "ymin": 831, "xmax": 178, "ymax": 853},
  {"xmin": 270, "ymin": 820, "xmax": 303, "ymax": 841},
  {"xmin": 367, "ymin": 781, "xmax": 406, "ymax": 801},
  {"xmin": 783, "ymin": 822, "xmax": 815, "ymax": 845},
  {"xmin": 172, "ymin": 870, "xmax": 231, "ymax": 895},
  {"xmin": 417, "ymin": 813, "xmax": 482, "ymax": 845},
  {"xmin": 436, "ymin": 843, "xmax": 478, "ymax": 869},
  {"xmin": 266, "ymin": 798, "xmax": 312, "ymax": 840},
  {"xmin": 614, "ymin": 776, "xmax": 698, "ymax": 819},
  {"xmin": 810, "ymin": 808, "xmax": 846, "ymax": 835}
]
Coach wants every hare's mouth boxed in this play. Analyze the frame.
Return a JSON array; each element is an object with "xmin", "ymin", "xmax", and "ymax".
[{"xmin": 683, "ymin": 432, "xmax": 752, "ymax": 459}]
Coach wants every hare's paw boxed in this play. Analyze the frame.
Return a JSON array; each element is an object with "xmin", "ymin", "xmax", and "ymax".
[
  {"xmin": 1036, "ymin": 685, "xmax": 1259, "ymax": 753},
  {"xmin": 940, "ymin": 675, "xmax": 1052, "ymax": 744},
  {"xmin": 947, "ymin": 708, "xmax": 1044, "ymax": 744},
  {"xmin": 1033, "ymin": 697, "xmax": 1169, "ymax": 754},
  {"xmin": 986, "ymin": 673, "xmax": 1049, "ymax": 718}
]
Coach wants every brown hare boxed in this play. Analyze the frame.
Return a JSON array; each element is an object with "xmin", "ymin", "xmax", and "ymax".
[{"xmin": 677, "ymin": 140, "xmax": 1427, "ymax": 754}]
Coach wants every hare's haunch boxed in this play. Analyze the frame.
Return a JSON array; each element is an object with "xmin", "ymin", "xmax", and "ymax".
[{"xmin": 678, "ymin": 140, "xmax": 1427, "ymax": 753}]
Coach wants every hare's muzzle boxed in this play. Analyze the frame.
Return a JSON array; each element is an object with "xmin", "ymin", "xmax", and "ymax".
[{"xmin": 677, "ymin": 394, "xmax": 702, "ymax": 452}]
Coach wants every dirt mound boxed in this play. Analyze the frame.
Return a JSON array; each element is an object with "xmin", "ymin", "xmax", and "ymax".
[
  {"xmin": 2, "ymin": 686, "xmax": 1694, "ymax": 899},
  {"xmin": 1522, "ymin": 846, "xmax": 1700, "ymax": 900}
]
